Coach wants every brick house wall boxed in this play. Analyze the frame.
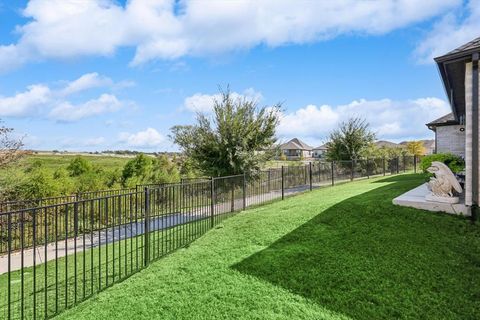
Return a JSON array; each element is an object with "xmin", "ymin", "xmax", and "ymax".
[{"xmin": 435, "ymin": 125, "xmax": 465, "ymax": 158}]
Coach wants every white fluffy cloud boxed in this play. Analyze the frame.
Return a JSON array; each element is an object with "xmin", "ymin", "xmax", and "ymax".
[
  {"xmin": 277, "ymin": 97, "xmax": 450, "ymax": 144},
  {"xmin": 59, "ymin": 72, "xmax": 113, "ymax": 96},
  {"xmin": 119, "ymin": 128, "xmax": 166, "ymax": 148},
  {"xmin": 184, "ymin": 93, "xmax": 221, "ymax": 113},
  {"xmin": 415, "ymin": 0, "xmax": 480, "ymax": 63},
  {"xmin": 278, "ymin": 104, "xmax": 340, "ymax": 138},
  {"xmin": 183, "ymin": 88, "xmax": 263, "ymax": 113},
  {"xmin": 0, "ymin": 0, "xmax": 460, "ymax": 71},
  {"xmin": 0, "ymin": 73, "xmax": 130, "ymax": 121},
  {"xmin": 49, "ymin": 94, "xmax": 124, "ymax": 122},
  {"xmin": 0, "ymin": 84, "xmax": 51, "ymax": 117}
]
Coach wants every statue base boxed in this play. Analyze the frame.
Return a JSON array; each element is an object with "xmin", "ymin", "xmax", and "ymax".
[{"xmin": 425, "ymin": 193, "xmax": 459, "ymax": 204}]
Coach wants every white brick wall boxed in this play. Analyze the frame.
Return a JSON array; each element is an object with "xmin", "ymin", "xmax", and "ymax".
[
  {"xmin": 467, "ymin": 62, "xmax": 480, "ymax": 205},
  {"xmin": 436, "ymin": 125, "xmax": 465, "ymax": 157},
  {"xmin": 465, "ymin": 62, "xmax": 473, "ymax": 205}
]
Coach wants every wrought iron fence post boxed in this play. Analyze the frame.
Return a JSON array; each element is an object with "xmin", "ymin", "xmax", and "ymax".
[
  {"xmin": 350, "ymin": 160, "xmax": 354, "ymax": 181},
  {"xmin": 7, "ymin": 211, "xmax": 11, "ymax": 320},
  {"xmin": 366, "ymin": 158, "xmax": 370, "ymax": 179},
  {"xmin": 309, "ymin": 162, "xmax": 313, "ymax": 191},
  {"xmin": 74, "ymin": 201, "xmax": 79, "ymax": 234},
  {"xmin": 403, "ymin": 155, "xmax": 406, "ymax": 173},
  {"xmin": 383, "ymin": 157, "xmax": 386, "ymax": 176},
  {"xmin": 230, "ymin": 180, "xmax": 235, "ymax": 213},
  {"xmin": 268, "ymin": 169, "xmax": 271, "ymax": 192},
  {"xmin": 304, "ymin": 165, "xmax": 307, "ymax": 185},
  {"xmin": 143, "ymin": 187, "xmax": 150, "ymax": 267},
  {"xmin": 396, "ymin": 157, "xmax": 400, "ymax": 174},
  {"xmin": 281, "ymin": 166, "xmax": 285, "ymax": 200},
  {"xmin": 414, "ymin": 155, "xmax": 417, "ymax": 173},
  {"xmin": 242, "ymin": 173, "xmax": 246, "ymax": 210},
  {"xmin": 210, "ymin": 177, "xmax": 215, "ymax": 228},
  {"xmin": 331, "ymin": 161, "xmax": 335, "ymax": 186}
]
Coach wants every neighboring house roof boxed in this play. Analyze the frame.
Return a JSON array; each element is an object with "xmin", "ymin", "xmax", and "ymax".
[
  {"xmin": 312, "ymin": 144, "xmax": 327, "ymax": 151},
  {"xmin": 280, "ymin": 140, "xmax": 303, "ymax": 150},
  {"xmin": 375, "ymin": 140, "xmax": 399, "ymax": 148},
  {"xmin": 426, "ymin": 113, "xmax": 459, "ymax": 131},
  {"xmin": 279, "ymin": 138, "xmax": 313, "ymax": 151},
  {"xmin": 434, "ymin": 36, "xmax": 480, "ymax": 120}
]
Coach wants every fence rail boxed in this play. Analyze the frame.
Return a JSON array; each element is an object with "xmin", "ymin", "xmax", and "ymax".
[{"xmin": 0, "ymin": 156, "xmax": 419, "ymax": 320}]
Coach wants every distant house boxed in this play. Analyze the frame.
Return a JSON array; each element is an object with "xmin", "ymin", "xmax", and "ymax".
[
  {"xmin": 426, "ymin": 113, "xmax": 465, "ymax": 157},
  {"xmin": 312, "ymin": 145, "xmax": 328, "ymax": 158},
  {"xmin": 422, "ymin": 140, "xmax": 436, "ymax": 155},
  {"xmin": 279, "ymin": 138, "xmax": 313, "ymax": 159}
]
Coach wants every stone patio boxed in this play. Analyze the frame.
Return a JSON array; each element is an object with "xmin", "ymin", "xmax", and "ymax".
[{"xmin": 393, "ymin": 183, "xmax": 470, "ymax": 216}]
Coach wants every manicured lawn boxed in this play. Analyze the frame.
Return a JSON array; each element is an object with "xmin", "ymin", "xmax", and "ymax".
[
  {"xmin": 56, "ymin": 174, "xmax": 480, "ymax": 320},
  {"xmin": 0, "ymin": 221, "xmax": 206, "ymax": 320}
]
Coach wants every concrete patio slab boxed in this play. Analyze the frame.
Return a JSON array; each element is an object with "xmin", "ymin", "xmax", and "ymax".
[{"xmin": 393, "ymin": 183, "xmax": 470, "ymax": 216}]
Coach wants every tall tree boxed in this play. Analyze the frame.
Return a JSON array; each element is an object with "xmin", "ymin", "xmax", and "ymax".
[
  {"xmin": 325, "ymin": 117, "xmax": 376, "ymax": 161},
  {"xmin": 170, "ymin": 88, "xmax": 281, "ymax": 177},
  {"xmin": 406, "ymin": 141, "xmax": 426, "ymax": 156},
  {"xmin": 0, "ymin": 121, "xmax": 23, "ymax": 168}
]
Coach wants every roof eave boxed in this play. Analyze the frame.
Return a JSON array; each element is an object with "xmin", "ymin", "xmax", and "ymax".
[
  {"xmin": 434, "ymin": 49, "xmax": 476, "ymax": 64},
  {"xmin": 434, "ymin": 48, "xmax": 480, "ymax": 120}
]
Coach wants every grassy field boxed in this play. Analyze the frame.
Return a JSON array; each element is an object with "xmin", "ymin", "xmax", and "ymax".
[
  {"xmin": 16, "ymin": 154, "xmax": 131, "ymax": 171},
  {"xmin": 19, "ymin": 155, "xmax": 301, "ymax": 171},
  {"xmin": 50, "ymin": 174, "xmax": 480, "ymax": 320}
]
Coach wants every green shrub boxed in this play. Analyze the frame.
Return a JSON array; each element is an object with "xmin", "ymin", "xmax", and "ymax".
[
  {"xmin": 15, "ymin": 166, "xmax": 61, "ymax": 199},
  {"xmin": 67, "ymin": 156, "xmax": 92, "ymax": 176},
  {"xmin": 420, "ymin": 153, "xmax": 465, "ymax": 173},
  {"xmin": 75, "ymin": 170, "xmax": 105, "ymax": 192},
  {"xmin": 122, "ymin": 154, "xmax": 152, "ymax": 183}
]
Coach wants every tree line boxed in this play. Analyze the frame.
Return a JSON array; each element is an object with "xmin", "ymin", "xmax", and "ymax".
[
  {"xmin": 324, "ymin": 117, "xmax": 427, "ymax": 160},
  {"xmin": 1, "ymin": 88, "xmax": 432, "ymax": 203},
  {"xmin": 0, "ymin": 154, "xmax": 189, "ymax": 202}
]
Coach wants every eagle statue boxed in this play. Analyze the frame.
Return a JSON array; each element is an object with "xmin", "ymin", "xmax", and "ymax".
[{"xmin": 426, "ymin": 161, "xmax": 463, "ymax": 203}]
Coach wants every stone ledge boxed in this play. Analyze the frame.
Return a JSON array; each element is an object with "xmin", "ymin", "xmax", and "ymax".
[{"xmin": 393, "ymin": 183, "xmax": 470, "ymax": 216}]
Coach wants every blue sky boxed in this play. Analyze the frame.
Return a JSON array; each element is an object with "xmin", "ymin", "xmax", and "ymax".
[{"xmin": 0, "ymin": 0, "xmax": 479, "ymax": 151}]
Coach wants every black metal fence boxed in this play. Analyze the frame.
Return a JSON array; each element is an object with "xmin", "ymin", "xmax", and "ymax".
[
  {"xmin": 0, "ymin": 188, "xmax": 139, "ymax": 214},
  {"xmin": 0, "ymin": 156, "xmax": 419, "ymax": 320},
  {"xmin": 0, "ymin": 180, "xmax": 215, "ymax": 214}
]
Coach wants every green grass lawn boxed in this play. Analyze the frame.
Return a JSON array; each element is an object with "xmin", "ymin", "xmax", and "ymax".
[
  {"xmin": 55, "ymin": 174, "xmax": 480, "ymax": 320},
  {"xmin": 0, "ymin": 217, "xmax": 211, "ymax": 320}
]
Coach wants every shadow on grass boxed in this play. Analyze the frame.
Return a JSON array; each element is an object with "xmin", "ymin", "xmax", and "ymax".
[{"xmin": 233, "ymin": 174, "xmax": 480, "ymax": 320}]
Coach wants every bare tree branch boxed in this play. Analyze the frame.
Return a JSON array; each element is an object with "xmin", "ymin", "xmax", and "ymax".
[{"xmin": 0, "ymin": 121, "xmax": 24, "ymax": 168}]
